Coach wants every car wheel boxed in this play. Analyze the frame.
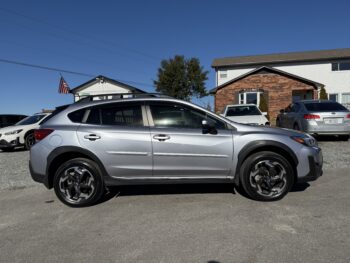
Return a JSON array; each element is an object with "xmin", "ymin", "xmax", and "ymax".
[
  {"xmin": 53, "ymin": 158, "xmax": 104, "ymax": 207},
  {"xmin": 24, "ymin": 133, "xmax": 35, "ymax": 150},
  {"xmin": 240, "ymin": 151, "xmax": 294, "ymax": 201}
]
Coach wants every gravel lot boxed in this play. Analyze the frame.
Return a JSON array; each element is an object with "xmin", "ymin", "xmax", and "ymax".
[
  {"xmin": 0, "ymin": 139, "xmax": 349, "ymax": 191},
  {"xmin": 0, "ymin": 140, "xmax": 349, "ymax": 262}
]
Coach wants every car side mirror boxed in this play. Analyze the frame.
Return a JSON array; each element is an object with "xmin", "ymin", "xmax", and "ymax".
[
  {"xmin": 202, "ymin": 120, "xmax": 217, "ymax": 135},
  {"xmin": 262, "ymin": 112, "xmax": 267, "ymax": 116}
]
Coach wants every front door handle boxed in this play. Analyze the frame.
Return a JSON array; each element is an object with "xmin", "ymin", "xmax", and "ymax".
[
  {"xmin": 84, "ymin": 134, "xmax": 101, "ymax": 141},
  {"xmin": 153, "ymin": 134, "xmax": 170, "ymax": 141}
]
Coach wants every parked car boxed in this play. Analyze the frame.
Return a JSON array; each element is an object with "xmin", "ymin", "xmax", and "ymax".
[
  {"xmin": 0, "ymin": 114, "xmax": 27, "ymax": 128},
  {"xmin": 276, "ymin": 100, "xmax": 350, "ymax": 140},
  {"xmin": 0, "ymin": 112, "xmax": 51, "ymax": 151},
  {"xmin": 221, "ymin": 104, "xmax": 270, "ymax": 125},
  {"xmin": 29, "ymin": 94, "xmax": 322, "ymax": 207}
]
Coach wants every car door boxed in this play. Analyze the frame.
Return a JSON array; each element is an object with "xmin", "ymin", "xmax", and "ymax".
[
  {"xmin": 76, "ymin": 101, "xmax": 152, "ymax": 178},
  {"xmin": 147, "ymin": 101, "xmax": 234, "ymax": 178}
]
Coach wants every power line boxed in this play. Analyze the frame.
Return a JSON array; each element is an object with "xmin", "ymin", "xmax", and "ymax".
[{"xmin": 0, "ymin": 58, "xmax": 155, "ymax": 88}]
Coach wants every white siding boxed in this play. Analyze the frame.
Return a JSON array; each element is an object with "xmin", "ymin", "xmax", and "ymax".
[
  {"xmin": 216, "ymin": 62, "xmax": 350, "ymax": 104},
  {"xmin": 74, "ymin": 81, "xmax": 132, "ymax": 102}
]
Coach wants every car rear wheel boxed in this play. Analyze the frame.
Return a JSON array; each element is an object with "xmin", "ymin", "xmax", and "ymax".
[
  {"xmin": 53, "ymin": 158, "xmax": 104, "ymax": 207},
  {"xmin": 24, "ymin": 133, "xmax": 35, "ymax": 150},
  {"xmin": 240, "ymin": 151, "xmax": 294, "ymax": 201}
]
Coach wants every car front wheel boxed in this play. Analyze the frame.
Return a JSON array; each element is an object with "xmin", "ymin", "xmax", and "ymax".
[
  {"xmin": 240, "ymin": 151, "xmax": 294, "ymax": 201},
  {"xmin": 53, "ymin": 158, "xmax": 104, "ymax": 207}
]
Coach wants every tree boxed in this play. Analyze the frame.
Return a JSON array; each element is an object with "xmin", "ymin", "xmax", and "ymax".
[
  {"xmin": 154, "ymin": 55, "xmax": 208, "ymax": 101},
  {"xmin": 319, "ymin": 86, "xmax": 328, "ymax": 100}
]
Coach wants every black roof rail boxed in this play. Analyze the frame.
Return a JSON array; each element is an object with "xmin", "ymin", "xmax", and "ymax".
[{"xmin": 75, "ymin": 92, "xmax": 173, "ymax": 103}]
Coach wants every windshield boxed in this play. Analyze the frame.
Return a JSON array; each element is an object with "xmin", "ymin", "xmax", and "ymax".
[
  {"xmin": 226, "ymin": 106, "xmax": 261, "ymax": 116},
  {"xmin": 16, "ymin": 114, "xmax": 47, "ymax": 125},
  {"xmin": 304, "ymin": 102, "xmax": 348, "ymax": 112}
]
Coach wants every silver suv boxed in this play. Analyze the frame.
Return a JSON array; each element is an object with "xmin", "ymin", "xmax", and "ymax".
[{"xmin": 29, "ymin": 94, "xmax": 323, "ymax": 207}]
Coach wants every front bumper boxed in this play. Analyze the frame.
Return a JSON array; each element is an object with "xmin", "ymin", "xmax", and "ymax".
[
  {"xmin": 0, "ymin": 137, "xmax": 21, "ymax": 149},
  {"xmin": 298, "ymin": 148, "xmax": 323, "ymax": 183}
]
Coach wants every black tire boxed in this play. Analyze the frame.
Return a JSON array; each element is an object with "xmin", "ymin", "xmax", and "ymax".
[
  {"xmin": 1, "ymin": 147, "xmax": 14, "ymax": 152},
  {"xmin": 240, "ymin": 151, "xmax": 294, "ymax": 201},
  {"xmin": 53, "ymin": 158, "xmax": 104, "ymax": 207},
  {"xmin": 24, "ymin": 133, "xmax": 35, "ymax": 150}
]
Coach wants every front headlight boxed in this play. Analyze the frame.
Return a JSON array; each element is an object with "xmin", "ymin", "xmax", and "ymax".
[
  {"xmin": 291, "ymin": 136, "xmax": 318, "ymax": 147},
  {"xmin": 4, "ymin": 129, "xmax": 23, "ymax": 135}
]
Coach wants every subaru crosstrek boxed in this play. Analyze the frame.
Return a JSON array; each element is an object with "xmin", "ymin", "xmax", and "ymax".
[{"xmin": 29, "ymin": 95, "xmax": 323, "ymax": 207}]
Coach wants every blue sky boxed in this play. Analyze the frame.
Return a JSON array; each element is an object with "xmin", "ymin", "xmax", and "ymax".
[{"xmin": 0, "ymin": 0, "xmax": 349, "ymax": 114}]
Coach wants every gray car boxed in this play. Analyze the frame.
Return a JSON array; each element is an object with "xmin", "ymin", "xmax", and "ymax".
[
  {"xmin": 29, "ymin": 94, "xmax": 323, "ymax": 207},
  {"xmin": 276, "ymin": 100, "xmax": 350, "ymax": 140}
]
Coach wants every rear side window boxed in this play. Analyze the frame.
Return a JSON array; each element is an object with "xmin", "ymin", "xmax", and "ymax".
[
  {"xmin": 85, "ymin": 103, "xmax": 143, "ymax": 126},
  {"xmin": 304, "ymin": 102, "xmax": 348, "ymax": 112},
  {"xmin": 101, "ymin": 104, "xmax": 143, "ymax": 126}
]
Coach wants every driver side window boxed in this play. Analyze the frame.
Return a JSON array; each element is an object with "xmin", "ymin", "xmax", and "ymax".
[{"xmin": 149, "ymin": 103, "xmax": 226, "ymax": 129}]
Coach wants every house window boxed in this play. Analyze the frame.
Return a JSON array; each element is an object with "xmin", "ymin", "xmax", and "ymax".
[
  {"xmin": 332, "ymin": 62, "xmax": 350, "ymax": 71},
  {"xmin": 239, "ymin": 91, "xmax": 261, "ymax": 105},
  {"xmin": 219, "ymin": 70, "xmax": 227, "ymax": 78},
  {"xmin": 342, "ymin": 93, "xmax": 350, "ymax": 104},
  {"xmin": 329, "ymin": 93, "xmax": 338, "ymax": 102}
]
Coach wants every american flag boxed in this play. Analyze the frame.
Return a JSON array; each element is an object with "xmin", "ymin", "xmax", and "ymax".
[{"xmin": 58, "ymin": 76, "xmax": 70, "ymax": 94}]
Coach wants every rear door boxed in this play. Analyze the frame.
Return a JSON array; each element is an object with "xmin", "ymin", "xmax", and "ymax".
[
  {"xmin": 76, "ymin": 101, "xmax": 152, "ymax": 178},
  {"xmin": 147, "ymin": 101, "xmax": 234, "ymax": 178}
]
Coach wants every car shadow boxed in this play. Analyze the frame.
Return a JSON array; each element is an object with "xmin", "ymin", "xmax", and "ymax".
[
  {"xmin": 97, "ymin": 182, "xmax": 310, "ymax": 204},
  {"xmin": 97, "ymin": 183, "xmax": 235, "ymax": 204}
]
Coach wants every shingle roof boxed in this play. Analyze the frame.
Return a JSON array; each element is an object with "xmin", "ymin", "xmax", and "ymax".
[
  {"xmin": 209, "ymin": 66, "xmax": 324, "ymax": 94},
  {"xmin": 70, "ymin": 75, "xmax": 146, "ymax": 94},
  {"xmin": 212, "ymin": 48, "xmax": 350, "ymax": 68}
]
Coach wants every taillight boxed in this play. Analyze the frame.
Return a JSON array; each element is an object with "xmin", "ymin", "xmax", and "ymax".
[
  {"xmin": 304, "ymin": 114, "xmax": 320, "ymax": 120},
  {"xmin": 34, "ymin": 129, "xmax": 54, "ymax": 141},
  {"xmin": 346, "ymin": 114, "xmax": 350, "ymax": 119}
]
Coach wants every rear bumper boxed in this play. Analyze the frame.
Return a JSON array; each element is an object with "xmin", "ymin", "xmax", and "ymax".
[{"xmin": 29, "ymin": 161, "xmax": 50, "ymax": 188}]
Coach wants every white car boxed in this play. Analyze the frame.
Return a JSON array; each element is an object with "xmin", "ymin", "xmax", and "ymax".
[
  {"xmin": 0, "ymin": 113, "xmax": 51, "ymax": 151},
  {"xmin": 221, "ymin": 104, "xmax": 270, "ymax": 126}
]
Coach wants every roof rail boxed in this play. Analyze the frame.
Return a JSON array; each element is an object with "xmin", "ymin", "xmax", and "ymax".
[{"xmin": 75, "ymin": 92, "xmax": 172, "ymax": 103}]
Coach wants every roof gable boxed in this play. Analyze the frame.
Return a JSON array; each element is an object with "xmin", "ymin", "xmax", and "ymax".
[
  {"xmin": 210, "ymin": 66, "xmax": 324, "ymax": 94},
  {"xmin": 70, "ymin": 75, "xmax": 146, "ymax": 94}
]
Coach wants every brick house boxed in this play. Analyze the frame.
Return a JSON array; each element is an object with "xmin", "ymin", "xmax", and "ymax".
[{"xmin": 210, "ymin": 66, "xmax": 323, "ymax": 124}]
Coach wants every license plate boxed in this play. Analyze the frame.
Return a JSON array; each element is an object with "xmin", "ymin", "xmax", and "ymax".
[{"xmin": 324, "ymin": 118, "xmax": 343, "ymax": 124}]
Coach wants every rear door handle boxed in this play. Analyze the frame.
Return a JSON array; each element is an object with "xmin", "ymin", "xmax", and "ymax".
[
  {"xmin": 84, "ymin": 134, "xmax": 101, "ymax": 141},
  {"xmin": 153, "ymin": 134, "xmax": 170, "ymax": 141}
]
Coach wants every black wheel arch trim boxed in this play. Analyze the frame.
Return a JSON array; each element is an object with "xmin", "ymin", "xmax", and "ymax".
[
  {"xmin": 46, "ymin": 146, "xmax": 108, "ymax": 189},
  {"xmin": 234, "ymin": 140, "xmax": 298, "ymax": 185}
]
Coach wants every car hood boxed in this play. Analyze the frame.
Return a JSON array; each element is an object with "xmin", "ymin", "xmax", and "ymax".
[
  {"xmin": 232, "ymin": 122, "xmax": 308, "ymax": 137},
  {"xmin": 225, "ymin": 115, "xmax": 267, "ymax": 124}
]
